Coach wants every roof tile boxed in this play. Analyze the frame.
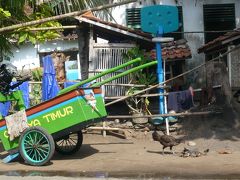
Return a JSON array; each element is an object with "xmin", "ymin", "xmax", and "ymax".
[
  {"xmin": 150, "ymin": 39, "xmax": 191, "ymax": 60},
  {"xmin": 198, "ymin": 28, "xmax": 240, "ymax": 53}
]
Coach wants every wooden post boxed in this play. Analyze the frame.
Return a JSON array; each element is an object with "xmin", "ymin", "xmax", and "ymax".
[
  {"xmin": 79, "ymin": 26, "xmax": 90, "ymax": 80},
  {"xmin": 88, "ymin": 25, "xmax": 95, "ymax": 78}
]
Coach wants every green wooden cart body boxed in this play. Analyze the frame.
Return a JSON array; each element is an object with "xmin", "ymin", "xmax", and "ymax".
[{"xmin": 0, "ymin": 87, "xmax": 107, "ymax": 151}]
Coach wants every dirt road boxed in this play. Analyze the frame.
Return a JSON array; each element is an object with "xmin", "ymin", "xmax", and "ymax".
[{"xmin": 0, "ymin": 131, "xmax": 240, "ymax": 179}]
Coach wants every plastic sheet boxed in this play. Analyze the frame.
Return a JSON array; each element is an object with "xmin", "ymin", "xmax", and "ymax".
[{"xmin": 42, "ymin": 55, "xmax": 59, "ymax": 101}]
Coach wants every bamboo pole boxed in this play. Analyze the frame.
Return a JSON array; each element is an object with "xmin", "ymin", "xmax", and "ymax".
[
  {"xmin": 105, "ymin": 44, "xmax": 240, "ymax": 107},
  {"xmin": 106, "ymin": 111, "xmax": 222, "ymax": 119},
  {"xmin": 0, "ymin": 0, "xmax": 137, "ymax": 34},
  {"xmin": 97, "ymin": 84, "xmax": 222, "ymax": 99},
  {"xmin": 92, "ymin": 61, "xmax": 158, "ymax": 87},
  {"xmin": 104, "ymin": 93, "xmax": 169, "ymax": 100},
  {"xmin": 29, "ymin": 25, "xmax": 78, "ymax": 31},
  {"xmin": 87, "ymin": 127, "xmax": 121, "ymax": 131}
]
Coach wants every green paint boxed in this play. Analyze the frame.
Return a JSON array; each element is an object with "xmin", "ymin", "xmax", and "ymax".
[
  {"xmin": 92, "ymin": 61, "xmax": 157, "ymax": 87},
  {"xmin": 0, "ymin": 90, "xmax": 25, "ymax": 111},
  {"xmin": 0, "ymin": 88, "xmax": 107, "ymax": 151}
]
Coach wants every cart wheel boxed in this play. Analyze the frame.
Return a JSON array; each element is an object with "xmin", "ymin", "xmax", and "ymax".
[
  {"xmin": 55, "ymin": 131, "xmax": 83, "ymax": 155},
  {"xmin": 19, "ymin": 126, "xmax": 55, "ymax": 166}
]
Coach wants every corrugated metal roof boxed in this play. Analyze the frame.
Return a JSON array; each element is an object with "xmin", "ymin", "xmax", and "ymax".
[{"xmin": 76, "ymin": 11, "xmax": 152, "ymax": 41}]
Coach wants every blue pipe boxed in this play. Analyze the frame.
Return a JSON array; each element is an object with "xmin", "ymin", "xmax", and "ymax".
[{"xmin": 156, "ymin": 26, "xmax": 165, "ymax": 114}]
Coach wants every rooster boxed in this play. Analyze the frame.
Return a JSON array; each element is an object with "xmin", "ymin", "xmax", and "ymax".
[{"xmin": 152, "ymin": 131, "xmax": 183, "ymax": 154}]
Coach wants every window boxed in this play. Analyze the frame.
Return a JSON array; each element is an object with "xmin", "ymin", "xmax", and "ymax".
[
  {"xmin": 203, "ymin": 4, "xmax": 236, "ymax": 43},
  {"xmin": 126, "ymin": 8, "xmax": 141, "ymax": 29},
  {"xmin": 126, "ymin": 6, "xmax": 183, "ymax": 40}
]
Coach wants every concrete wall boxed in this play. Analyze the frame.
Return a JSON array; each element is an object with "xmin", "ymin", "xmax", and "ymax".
[
  {"xmin": 8, "ymin": 39, "xmax": 79, "ymax": 70},
  {"xmin": 111, "ymin": 0, "xmax": 240, "ymax": 88},
  {"xmin": 9, "ymin": 43, "xmax": 39, "ymax": 70},
  {"xmin": 38, "ymin": 39, "xmax": 78, "ymax": 53}
]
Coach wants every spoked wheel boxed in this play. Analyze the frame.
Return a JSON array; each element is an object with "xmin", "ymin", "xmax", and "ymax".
[
  {"xmin": 19, "ymin": 126, "xmax": 55, "ymax": 166},
  {"xmin": 55, "ymin": 131, "xmax": 83, "ymax": 155}
]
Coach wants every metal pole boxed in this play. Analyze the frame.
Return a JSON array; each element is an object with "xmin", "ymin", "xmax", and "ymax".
[
  {"xmin": 156, "ymin": 26, "xmax": 165, "ymax": 115},
  {"xmin": 163, "ymin": 58, "xmax": 170, "ymax": 135}
]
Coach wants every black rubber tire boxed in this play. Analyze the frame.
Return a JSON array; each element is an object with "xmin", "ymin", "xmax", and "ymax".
[
  {"xmin": 55, "ymin": 131, "xmax": 83, "ymax": 155},
  {"xmin": 19, "ymin": 126, "xmax": 55, "ymax": 166}
]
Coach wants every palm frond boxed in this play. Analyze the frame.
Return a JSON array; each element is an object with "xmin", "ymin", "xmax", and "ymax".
[{"xmin": 47, "ymin": 0, "xmax": 117, "ymax": 21}]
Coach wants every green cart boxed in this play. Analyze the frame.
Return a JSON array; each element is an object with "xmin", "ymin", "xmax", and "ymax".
[
  {"xmin": 0, "ymin": 57, "xmax": 157, "ymax": 166},
  {"xmin": 0, "ymin": 86, "xmax": 107, "ymax": 166}
]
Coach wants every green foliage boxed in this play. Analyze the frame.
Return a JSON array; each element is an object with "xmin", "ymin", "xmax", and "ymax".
[
  {"xmin": 0, "ymin": 35, "xmax": 14, "ymax": 62},
  {"xmin": 31, "ymin": 67, "xmax": 43, "ymax": 81},
  {"xmin": 123, "ymin": 46, "xmax": 157, "ymax": 86},
  {"xmin": 14, "ymin": 3, "xmax": 62, "ymax": 45},
  {"xmin": 123, "ymin": 47, "xmax": 157, "ymax": 115},
  {"xmin": 0, "ymin": 0, "xmax": 114, "ymax": 61},
  {"xmin": 29, "ymin": 84, "xmax": 42, "ymax": 107},
  {"xmin": 30, "ymin": 68, "xmax": 43, "ymax": 107},
  {"xmin": 0, "ymin": 1, "xmax": 62, "ymax": 61},
  {"xmin": 0, "ymin": 8, "xmax": 11, "ymax": 19},
  {"xmin": 0, "ymin": 8, "xmax": 13, "ymax": 61}
]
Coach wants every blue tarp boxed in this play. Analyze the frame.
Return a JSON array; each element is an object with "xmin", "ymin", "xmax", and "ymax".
[
  {"xmin": 18, "ymin": 81, "xmax": 30, "ymax": 108},
  {"xmin": 42, "ymin": 55, "xmax": 59, "ymax": 101},
  {"xmin": 0, "ymin": 81, "xmax": 30, "ymax": 117}
]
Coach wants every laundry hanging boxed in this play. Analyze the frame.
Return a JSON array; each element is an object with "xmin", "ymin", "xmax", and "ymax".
[{"xmin": 167, "ymin": 89, "xmax": 194, "ymax": 112}]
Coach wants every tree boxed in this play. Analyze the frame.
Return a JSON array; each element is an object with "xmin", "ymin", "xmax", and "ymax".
[
  {"xmin": 0, "ymin": 0, "xmax": 61, "ymax": 62},
  {"xmin": 0, "ymin": 0, "xmax": 115, "ymax": 62}
]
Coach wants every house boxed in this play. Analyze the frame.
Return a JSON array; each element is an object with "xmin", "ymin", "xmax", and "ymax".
[
  {"xmin": 75, "ymin": 12, "xmax": 191, "ymax": 95},
  {"xmin": 111, "ymin": 0, "xmax": 240, "ymax": 87},
  {"xmin": 5, "ymin": 10, "xmax": 191, "ymax": 98},
  {"xmin": 198, "ymin": 28, "xmax": 240, "ymax": 90}
]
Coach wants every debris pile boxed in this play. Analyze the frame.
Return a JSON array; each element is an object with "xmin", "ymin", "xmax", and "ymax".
[{"xmin": 180, "ymin": 147, "xmax": 209, "ymax": 158}]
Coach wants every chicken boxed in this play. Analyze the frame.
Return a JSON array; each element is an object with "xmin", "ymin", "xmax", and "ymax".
[{"xmin": 152, "ymin": 131, "xmax": 183, "ymax": 154}]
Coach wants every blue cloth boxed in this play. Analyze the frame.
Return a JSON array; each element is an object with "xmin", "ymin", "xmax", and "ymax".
[
  {"xmin": 168, "ymin": 90, "xmax": 193, "ymax": 112},
  {"xmin": 0, "ymin": 81, "xmax": 30, "ymax": 117},
  {"xmin": 42, "ymin": 55, "xmax": 59, "ymax": 101},
  {"xmin": 0, "ymin": 101, "xmax": 11, "ymax": 117}
]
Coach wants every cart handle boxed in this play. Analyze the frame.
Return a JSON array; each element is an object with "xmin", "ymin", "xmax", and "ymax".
[
  {"xmin": 91, "ymin": 61, "xmax": 157, "ymax": 87},
  {"xmin": 58, "ymin": 57, "xmax": 141, "ymax": 95}
]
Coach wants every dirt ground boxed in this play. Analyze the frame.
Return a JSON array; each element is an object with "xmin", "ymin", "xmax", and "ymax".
[
  {"xmin": 0, "ymin": 129, "xmax": 240, "ymax": 179},
  {"xmin": 0, "ymin": 100, "xmax": 240, "ymax": 179}
]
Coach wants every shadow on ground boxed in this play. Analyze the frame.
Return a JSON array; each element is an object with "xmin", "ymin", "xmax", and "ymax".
[
  {"xmin": 52, "ymin": 144, "xmax": 99, "ymax": 161},
  {"xmin": 176, "ymin": 95, "xmax": 240, "ymax": 142}
]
